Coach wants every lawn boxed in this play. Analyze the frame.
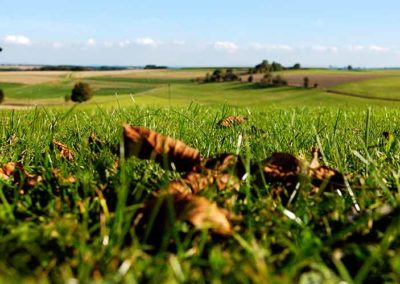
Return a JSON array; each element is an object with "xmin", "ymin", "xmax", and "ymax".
[{"xmin": 0, "ymin": 105, "xmax": 399, "ymax": 283}]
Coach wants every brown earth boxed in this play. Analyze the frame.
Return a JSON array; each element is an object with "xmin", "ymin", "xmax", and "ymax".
[{"xmin": 241, "ymin": 73, "xmax": 387, "ymax": 88}]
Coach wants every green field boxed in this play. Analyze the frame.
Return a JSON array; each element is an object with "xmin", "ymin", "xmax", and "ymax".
[
  {"xmin": 1, "ymin": 68, "xmax": 400, "ymax": 107},
  {"xmin": 0, "ymin": 69, "xmax": 399, "ymax": 283},
  {"xmin": 332, "ymin": 76, "xmax": 400, "ymax": 100}
]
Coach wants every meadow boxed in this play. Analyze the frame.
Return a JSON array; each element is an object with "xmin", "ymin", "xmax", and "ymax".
[{"xmin": 0, "ymin": 68, "xmax": 399, "ymax": 283}]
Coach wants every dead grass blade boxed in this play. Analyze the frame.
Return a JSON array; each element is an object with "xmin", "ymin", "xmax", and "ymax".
[{"xmin": 217, "ymin": 116, "xmax": 248, "ymax": 128}]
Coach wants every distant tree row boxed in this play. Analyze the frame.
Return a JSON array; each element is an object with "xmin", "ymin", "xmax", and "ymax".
[
  {"xmin": 204, "ymin": 68, "xmax": 240, "ymax": 83},
  {"xmin": 144, "ymin": 65, "xmax": 168, "ymax": 70},
  {"xmin": 248, "ymin": 60, "xmax": 301, "ymax": 74},
  {"xmin": 38, "ymin": 65, "xmax": 129, "ymax": 71}
]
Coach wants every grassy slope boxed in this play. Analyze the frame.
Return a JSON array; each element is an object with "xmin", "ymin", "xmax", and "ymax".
[
  {"xmin": 0, "ymin": 105, "xmax": 399, "ymax": 283},
  {"xmin": 332, "ymin": 76, "xmax": 400, "ymax": 99}
]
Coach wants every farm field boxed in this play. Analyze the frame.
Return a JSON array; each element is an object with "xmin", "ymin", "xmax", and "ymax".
[
  {"xmin": 0, "ymin": 69, "xmax": 400, "ymax": 283},
  {"xmin": 1, "ymin": 68, "xmax": 400, "ymax": 107}
]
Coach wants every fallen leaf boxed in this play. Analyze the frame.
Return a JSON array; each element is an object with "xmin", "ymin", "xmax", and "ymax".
[
  {"xmin": 136, "ymin": 193, "xmax": 234, "ymax": 240},
  {"xmin": 52, "ymin": 169, "xmax": 77, "ymax": 184},
  {"xmin": 123, "ymin": 124, "xmax": 201, "ymax": 172},
  {"xmin": 53, "ymin": 140, "xmax": 74, "ymax": 161},
  {"xmin": 183, "ymin": 170, "xmax": 240, "ymax": 193},
  {"xmin": 217, "ymin": 116, "xmax": 248, "ymax": 128},
  {"xmin": 255, "ymin": 152, "xmax": 302, "ymax": 188},
  {"xmin": 202, "ymin": 153, "xmax": 246, "ymax": 179},
  {"xmin": 308, "ymin": 147, "xmax": 345, "ymax": 191},
  {"xmin": 309, "ymin": 166, "xmax": 345, "ymax": 191},
  {"xmin": 182, "ymin": 195, "xmax": 233, "ymax": 235},
  {"xmin": 0, "ymin": 162, "xmax": 16, "ymax": 180}
]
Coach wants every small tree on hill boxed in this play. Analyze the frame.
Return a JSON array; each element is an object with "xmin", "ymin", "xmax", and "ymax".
[
  {"xmin": 71, "ymin": 82, "xmax": 93, "ymax": 102},
  {"xmin": 248, "ymin": 75, "xmax": 254, "ymax": 83},
  {"xmin": 0, "ymin": 89, "xmax": 4, "ymax": 104}
]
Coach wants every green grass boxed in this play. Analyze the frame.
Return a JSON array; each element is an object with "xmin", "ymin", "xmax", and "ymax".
[
  {"xmin": 332, "ymin": 76, "xmax": 400, "ymax": 100},
  {"xmin": 0, "ymin": 105, "xmax": 399, "ymax": 283},
  {"xmin": 90, "ymin": 76, "xmax": 193, "ymax": 85}
]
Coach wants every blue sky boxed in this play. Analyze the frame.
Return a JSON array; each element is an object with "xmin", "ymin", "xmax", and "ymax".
[{"xmin": 1, "ymin": 0, "xmax": 399, "ymax": 67}]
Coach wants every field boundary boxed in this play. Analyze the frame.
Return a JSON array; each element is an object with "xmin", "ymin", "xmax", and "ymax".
[{"xmin": 324, "ymin": 89, "xmax": 400, "ymax": 102}]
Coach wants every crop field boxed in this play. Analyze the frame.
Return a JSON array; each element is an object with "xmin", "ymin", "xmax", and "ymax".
[
  {"xmin": 0, "ymin": 69, "xmax": 399, "ymax": 283},
  {"xmin": 1, "ymin": 68, "xmax": 400, "ymax": 107}
]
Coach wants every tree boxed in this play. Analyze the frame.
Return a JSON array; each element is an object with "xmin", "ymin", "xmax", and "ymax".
[
  {"xmin": 70, "ymin": 82, "xmax": 93, "ymax": 102},
  {"xmin": 248, "ymin": 75, "xmax": 254, "ymax": 83},
  {"xmin": 303, "ymin": 77, "xmax": 310, "ymax": 88},
  {"xmin": 292, "ymin": 63, "xmax": 301, "ymax": 70},
  {"xmin": 223, "ymin": 69, "xmax": 239, "ymax": 81},
  {"xmin": 347, "ymin": 65, "xmax": 353, "ymax": 71},
  {"xmin": 0, "ymin": 89, "xmax": 4, "ymax": 104}
]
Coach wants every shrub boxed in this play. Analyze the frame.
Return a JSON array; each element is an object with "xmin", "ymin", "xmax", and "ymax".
[
  {"xmin": 248, "ymin": 75, "xmax": 254, "ymax": 83},
  {"xmin": 303, "ymin": 77, "xmax": 310, "ymax": 88},
  {"xmin": 64, "ymin": 94, "xmax": 71, "ymax": 102},
  {"xmin": 313, "ymin": 83, "xmax": 319, "ymax": 88},
  {"xmin": 0, "ymin": 89, "xmax": 4, "ymax": 104},
  {"xmin": 272, "ymin": 75, "xmax": 287, "ymax": 87},
  {"xmin": 71, "ymin": 82, "xmax": 93, "ymax": 102}
]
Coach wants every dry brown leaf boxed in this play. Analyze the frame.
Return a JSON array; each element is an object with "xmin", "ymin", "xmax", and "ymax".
[
  {"xmin": 0, "ymin": 162, "xmax": 16, "ymax": 180},
  {"xmin": 53, "ymin": 140, "xmax": 74, "ymax": 161},
  {"xmin": 12, "ymin": 163, "xmax": 43, "ymax": 188},
  {"xmin": 52, "ymin": 169, "xmax": 77, "ymax": 184},
  {"xmin": 309, "ymin": 166, "xmax": 345, "ymax": 191},
  {"xmin": 123, "ymin": 124, "xmax": 201, "ymax": 172},
  {"xmin": 257, "ymin": 153, "xmax": 302, "ymax": 187},
  {"xmin": 136, "ymin": 193, "xmax": 233, "ymax": 239},
  {"xmin": 217, "ymin": 116, "xmax": 248, "ymax": 128},
  {"xmin": 308, "ymin": 147, "xmax": 345, "ymax": 190},
  {"xmin": 202, "ymin": 153, "xmax": 246, "ymax": 179},
  {"xmin": 182, "ymin": 195, "xmax": 233, "ymax": 235}
]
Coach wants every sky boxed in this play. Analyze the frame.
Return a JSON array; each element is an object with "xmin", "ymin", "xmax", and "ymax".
[{"xmin": 1, "ymin": 0, "xmax": 400, "ymax": 67}]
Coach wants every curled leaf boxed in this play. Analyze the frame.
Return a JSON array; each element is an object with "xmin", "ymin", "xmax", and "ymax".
[
  {"xmin": 217, "ymin": 116, "xmax": 248, "ymax": 128},
  {"xmin": 308, "ymin": 147, "xmax": 345, "ymax": 190},
  {"xmin": 123, "ymin": 124, "xmax": 201, "ymax": 172},
  {"xmin": 202, "ymin": 153, "xmax": 246, "ymax": 179},
  {"xmin": 53, "ymin": 140, "xmax": 74, "ymax": 161},
  {"xmin": 309, "ymin": 166, "xmax": 345, "ymax": 191},
  {"xmin": 254, "ymin": 152, "xmax": 302, "ymax": 188}
]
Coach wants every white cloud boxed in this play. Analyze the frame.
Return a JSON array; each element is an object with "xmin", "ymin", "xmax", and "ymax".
[
  {"xmin": 52, "ymin": 42, "xmax": 63, "ymax": 49},
  {"xmin": 369, "ymin": 45, "xmax": 390, "ymax": 53},
  {"xmin": 118, "ymin": 40, "xmax": 131, "ymax": 48},
  {"xmin": 104, "ymin": 41, "xmax": 114, "ymax": 48},
  {"xmin": 250, "ymin": 43, "xmax": 293, "ymax": 51},
  {"xmin": 4, "ymin": 35, "xmax": 31, "ymax": 46},
  {"xmin": 347, "ymin": 45, "xmax": 365, "ymax": 52},
  {"xmin": 312, "ymin": 45, "xmax": 338, "ymax": 53},
  {"xmin": 136, "ymin": 37, "xmax": 160, "ymax": 47},
  {"xmin": 86, "ymin": 38, "xmax": 96, "ymax": 47},
  {"xmin": 214, "ymin": 41, "xmax": 239, "ymax": 53},
  {"xmin": 172, "ymin": 40, "xmax": 186, "ymax": 46}
]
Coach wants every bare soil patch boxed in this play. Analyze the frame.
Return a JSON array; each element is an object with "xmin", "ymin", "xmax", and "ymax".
[
  {"xmin": 0, "ymin": 71, "xmax": 68, "ymax": 85},
  {"xmin": 242, "ymin": 73, "xmax": 387, "ymax": 88}
]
